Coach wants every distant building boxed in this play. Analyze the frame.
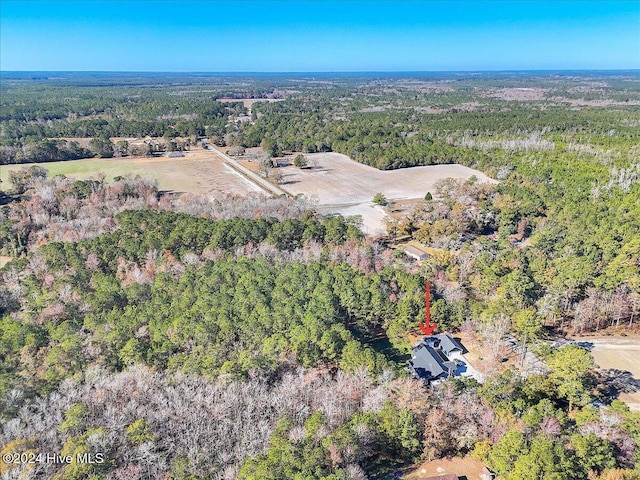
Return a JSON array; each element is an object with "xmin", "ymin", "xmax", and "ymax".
[
  {"xmin": 404, "ymin": 245, "xmax": 429, "ymax": 261},
  {"xmin": 408, "ymin": 333, "xmax": 466, "ymax": 382},
  {"xmin": 165, "ymin": 151, "xmax": 185, "ymax": 158},
  {"xmin": 271, "ymin": 158, "xmax": 284, "ymax": 168}
]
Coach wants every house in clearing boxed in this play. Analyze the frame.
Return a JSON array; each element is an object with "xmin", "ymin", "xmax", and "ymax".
[
  {"xmin": 165, "ymin": 151, "xmax": 185, "ymax": 158},
  {"xmin": 404, "ymin": 245, "xmax": 429, "ymax": 261},
  {"xmin": 408, "ymin": 333, "xmax": 466, "ymax": 382}
]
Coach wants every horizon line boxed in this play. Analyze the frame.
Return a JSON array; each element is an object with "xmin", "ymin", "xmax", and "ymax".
[{"xmin": 2, "ymin": 68, "xmax": 639, "ymax": 75}]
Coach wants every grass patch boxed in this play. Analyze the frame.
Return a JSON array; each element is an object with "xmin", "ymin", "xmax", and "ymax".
[{"xmin": 1, "ymin": 157, "xmax": 154, "ymax": 182}]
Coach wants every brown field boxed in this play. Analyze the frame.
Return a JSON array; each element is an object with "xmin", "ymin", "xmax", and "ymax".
[
  {"xmin": 0, "ymin": 256, "xmax": 11, "ymax": 268},
  {"xmin": 572, "ymin": 335, "xmax": 640, "ymax": 411},
  {"xmin": 274, "ymin": 152, "xmax": 495, "ymax": 234},
  {"xmin": 278, "ymin": 152, "xmax": 495, "ymax": 204},
  {"xmin": 3, "ymin": 148, "xmax": 495, "ymax": 236},
  {"xmin": 0, "ymin": 150, "xmax": 261, "ymax": 197},
  {"xmin": 404, "ymin": 456, "xmax": 488, "ymax": 479}
]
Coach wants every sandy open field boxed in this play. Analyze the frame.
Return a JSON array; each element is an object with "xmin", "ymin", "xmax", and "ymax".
[
  {"xmin": 3, "ymin": 149, "xmax": 494, "ymax": 235},
  {"xmin": 572, "ymin": 336, "xmax": 640, "ymax": 411},
  {"xmin": 280, "ymin": 152, "xmax": 495, "ymax": 204},
  {"xmin": 405, "ymin": 456, "xmax": 488, "ymax": 479},
  {"xmin": 277, "ymin": 152, "xmax": 495, "ymax": 234},
  {"xmin": 316, "ymin": 203, "xmax": 388, "ymax": 235},
  {"xmin": 0, "ymin": 151, "xmax": 261, "ymax": 197}
]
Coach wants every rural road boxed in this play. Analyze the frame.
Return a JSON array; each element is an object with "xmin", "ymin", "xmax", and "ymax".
[
  {"xmin": 573, "ymin": 337, "xmax": 640, "ymax": 348},
  {"xmin": 209, "ymin": 147, "xmax": 289, "ymax": 197}
]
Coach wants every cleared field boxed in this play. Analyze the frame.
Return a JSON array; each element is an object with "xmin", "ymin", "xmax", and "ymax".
[
  {"xmin": 316, "ymin": 203, "xmax": 388, "ymax": 236},
  {"xmin": 405, "ymin": 456, "xmax": 488, "ymax": 479},
  {"xmin": 280, "ymin": 152, "xmax": 495, "ymax": 203},
  {"xmin": 0, "ymin": 151, "xmax": 260, "ymax": 197},
  {"xmin": 278, "ymin": 152, "xmax": 496, "ymax": 233},
  {"xmin": 572, "ymin": 336, "xmax": 640, "ymax": 411},
  {"xmin": 2, "ymin": 150, "xmax": 495, "ymax": 235}
]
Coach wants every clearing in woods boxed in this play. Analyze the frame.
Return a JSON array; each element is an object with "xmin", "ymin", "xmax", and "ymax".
[
  {"xmin": 2, "ymin": 149, "xmax": 494, "ymax": 234},
  {"xmin": 277, "ymin": 152, "xmax": 495, "ymax": 204},
  {"xmin": 571, "ymin": 335, "xmax": 640, "ymax": 412},
  {"xmin": 404, "ymin": 456, "xmax": 489, "ymax": 479},
  {"xmin": 0, "ymin": 151, "xmax": 261, "ymax": 197},
  {"xmin": 274, "ymin": 152, "xmax": 496, "ymax": 234}
]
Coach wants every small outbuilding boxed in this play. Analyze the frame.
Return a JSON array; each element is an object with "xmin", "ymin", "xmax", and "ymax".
[{"xmin": 404, "ymin": 245, "xmax": 429, "ymax": 261}]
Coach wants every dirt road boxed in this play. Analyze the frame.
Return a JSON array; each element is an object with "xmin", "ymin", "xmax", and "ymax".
[{"xmin": 209, "ymin": 147, "xmax": 289, "ymax": 197}]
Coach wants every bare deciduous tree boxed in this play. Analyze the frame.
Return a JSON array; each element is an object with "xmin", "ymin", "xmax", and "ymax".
[
  {"xmin": 1, "ymin": 365, "xmax": 412, "ymax": 479},
  {"xmin": 477, "ymin": 314, "xmax": 511, "ymax": 374}
]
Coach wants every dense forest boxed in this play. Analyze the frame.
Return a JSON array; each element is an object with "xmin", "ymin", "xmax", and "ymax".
[
  {"xmin": 1, "ymin": 171, "xmax": 638, "ymax": 479},
  {"xmin": 1, "ymin": 72, "xmax": 640, "ymax": 479}
]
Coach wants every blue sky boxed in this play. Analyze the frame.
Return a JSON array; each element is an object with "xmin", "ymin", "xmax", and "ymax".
[{"xmin": 1, "ymin": 1, "xmax": 638, "ymax": 71}]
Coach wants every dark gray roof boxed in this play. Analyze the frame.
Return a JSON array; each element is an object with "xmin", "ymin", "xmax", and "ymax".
[
  {"xmin": 409, "ymin": 344, "xmax": 449, "ymax": 380},
  {"xmin": 409, "ymin": 333, "xmax": 466, "ymax": 381},
  {"xmin": 434, "ymin": 333, "xmax": 464, "ymax": 353}
]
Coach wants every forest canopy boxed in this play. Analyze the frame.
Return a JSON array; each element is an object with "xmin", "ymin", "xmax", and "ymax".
[{"xmin": 1, "ymin": 72, "xmax": 639, "ymax": 479}]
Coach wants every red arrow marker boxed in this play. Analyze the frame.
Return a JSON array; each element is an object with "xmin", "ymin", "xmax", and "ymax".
[{"xmin": 417, "ymin": 281, "xmax": 438, "ymax": 335}]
